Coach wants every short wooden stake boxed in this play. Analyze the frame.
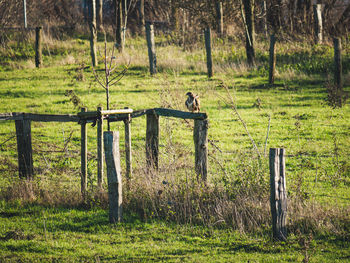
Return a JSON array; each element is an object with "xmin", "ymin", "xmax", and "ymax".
[
  {"xmin": 97, "ymin": 106, "xmax": 104, "ymax": 189},
  {"xmin": 124, "ymin": 111, "xmax": 132, "ymax": 181},
  {"xmin": 194, "ymin": 119, "xmax": 208, "ymax": 182},
  {"xmin": 204, "ymin": 27, "xmax": 213, "ymax": 78},
  {"xmin": 145, "ymin": 22, "xmax": 157, "ymax": 75},
  {"xmin": 334, "ymin": 38, "xmax": 343, "ymax": 92},
  {"xmin": 35, "ymin": 26, "xmax": 42, "ymax": 68},
  {"xmin": 313, "ymin": 4, "xmax": 323, "ymax": 44},
  {"xmin": 15, "ymin": 116, "xmax": 33, "ymax": 179},
  {"xmin": 80, "ymin": 108, "xmax": 88, "ymax": 197},
  {"xmin": 104, "ymin": 131, "xmax": 122, "ymax": 223},
  {"xmin": 269, "ymin": 148, "xmax": 287, "ymax": 241},
  {"xmin": 146, "ymin": 112, "xmax": 159, "ymax": 170},
  {"xmin": 269, "ymin": 34, "xmax": 276, "ymax": 85}
]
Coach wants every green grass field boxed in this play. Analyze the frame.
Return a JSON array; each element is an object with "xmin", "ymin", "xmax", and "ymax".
[{"xmin": 0, "ymin": 34, "xmax": 349, "ymax": 262}]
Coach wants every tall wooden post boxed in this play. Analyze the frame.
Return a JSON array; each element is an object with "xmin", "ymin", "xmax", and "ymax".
[
  {"xmin": 97, "ymin": 106, "xmax": 104, "ymax": 188},
  {"xmin": 269, "ymin": 148, "xmax": 287, "ymax": 241},
  {"xmin": 81, "ymin": 108, "xmax": 88, "ymax": 197},
  {"xmin": 35, "ymin": 27, "xmax": 42, "ymax": 68},
  {"xmin": 313, "ymin": 4, "xmax": 322, "ymax": 44},
  {"xmin": 89, "ymin": 0, "xmax": 98, "ymax": 66},
  {"xmin": 15, "ymin": 115, "xmax": 33, "ymax": 179},
  {"xmin": 204, "ymin": 27, "xmax": 213, "ymax": 78},
  {"xmin": 123, "ymin": 111, "xmax": 132, "ymax": 181},
  {"xmin": 146, "ymin": 112, "xmax": 159, "ymax": 170},
  {"xmin": 216, "ymin": 1, "xmax": 224, "ymax": 36},
  {"xmin": 269, "ymin": 34, "xmax": 276, "ymax": 85},
  {"xmin": 104, "ymin": 131, "xmax": 123, "ymax": 223},
  {"xmin": 243, "ymin": 0, "xmax": 255, "ymax": 66},
  {"xmin": 145, "ymin": 22, "xmax": 157, "ymax": 75},
  {"xmin": 194, "ymin": 119, "xmax": 208, "ymax": 182}
]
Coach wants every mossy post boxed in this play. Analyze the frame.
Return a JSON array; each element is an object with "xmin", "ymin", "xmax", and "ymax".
[
  {"xmin": 313, "ymin": 3, "xmax": 323, "ymax": 44},
  {"xmin": 104, "ymin": 131, "xmax": 123, "ymax": 223},
  {"xmin": 204, "ymin": 27, "xmax": 213, "ymax": 78},
  {"xmin": 194, "ymin": 119, "xmax": 208, "ymax": 182},
  {"xmin": 15, "ymin": 115, "xmax": 33, "ymax": 179},
  {"xmin": 269, "ymin": 34, "xmax": 276, "ymax": 85},
  {"xmin": 35, "ymin": 27, "xmax": 42, "ymax": 68},
  {"xmin": 145, "ymin": 22, "xmax": 157, "ymax": 75},
  {"xmin": 269, "ymin": 148, "xmax": 287, "ymax": 241},
  {"xmin": 80, "ymin": 108, "xmax": 88, "ymax": 198},
  {"xmin": 146, "ymin": 111, "xmax": 159, "ymax": 170},
  {"xmin": 97, "ymin": 106, "xmax": 104, "ymax": 189}
]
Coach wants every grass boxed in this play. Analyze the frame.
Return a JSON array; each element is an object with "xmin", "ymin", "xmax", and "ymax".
[
  {"xmin": 0, "ymin": 204, "xmax": 349, "ymax": 262},
  {"xmin": 0, "ymin": 31, "xmax": 349, "ymax": 261}
]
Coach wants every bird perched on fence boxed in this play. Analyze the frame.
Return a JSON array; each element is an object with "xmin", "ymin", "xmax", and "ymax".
[{"xmin": 185, "ymin": 92, "xmax": 200, "ymax": 112}]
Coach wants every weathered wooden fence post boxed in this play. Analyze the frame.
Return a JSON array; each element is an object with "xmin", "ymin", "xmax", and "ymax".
[
  {"xmin": 104, "ymin": 131, "xmax": 123, "ymax": 223},
  {"xmin": 269, "ymin": 34, "xmax": 276, "ymax": 85},
  {"xmin": 80, "ymin": 108, "xmax": 88, "ymax": 197},
  {"xmin": 194, "ymin": 119, "xmax": 208, "ymax": 182},
  {"xmin": 334, "ymin": 38, "xmax": 343, "ymax": 94},
  {"xmin": 97, "ymin": 106, "xmax": 104, "ymax": 188},
  {"xmin": 313, "ymin": 3, "xmax": 323, "ymax": 44},
  {"xmin": 35, "ymin": 27, "xmax": 42, "ymax": 68},
  {"xmin": 216, "ymin": 2, "xmax": 223, "ymax": 36},
  {"xmin": 146, "ymin": 111, "xmax": 159, "ymax": 170},
  {"xmin": 204, "ymin": 27, "xmax": 213, "ymax": 78},
  {"xmin": 123, "ymin": 109, "xmax": 132, "ymax": 181},
  {"xmin": 145, "ymin": 22, "xmax": 157, "ymax": 75},
  {"xmin": 269, "ymin": 148, "xmax": 287, "ymax": 241},
  {"xmin": 15, "ymin": 114, "xmax": 33, "ymax": 179}
]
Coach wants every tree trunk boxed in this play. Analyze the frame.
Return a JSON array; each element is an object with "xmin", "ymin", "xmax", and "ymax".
[
  {"xmin": 243, "ymin": 0, "xmax": 255, "ymax": 66},
  {"xmin": 114, "ymin": 0, "xmax": 123, "ymax": 52},
  {"xmin": 97, "ymin": 0, "xmax": 104, "ymax": 32},
  {"xmin": 138, "ymin": 0, "xmax": 145, "ymax": 32},
  {"xmin": 216, "ymin": 1, "xmax": 224, "ymax": 36},
  {"xmin": 88, "ymin": 0, "xmax": 98, "ymax": 66}
]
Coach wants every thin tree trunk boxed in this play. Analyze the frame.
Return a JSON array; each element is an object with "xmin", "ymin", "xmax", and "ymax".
[
  {"xmin": 242, "ymin": 0, "xmax": 255, "ymax": 66},
  {"xmin": 138, "ymin": 0, "xmax": 145, "ymax": 31},
  {"xmin": 97, "ymin": 0, "xmax": 104, "ymax": 32},
  {"xmin": 114, "ymin": 0, "xmax": 123, "ymax": 52},
  {"xmin": 88, "ymin": 0, "xmax": 98, "ymax": 66}
]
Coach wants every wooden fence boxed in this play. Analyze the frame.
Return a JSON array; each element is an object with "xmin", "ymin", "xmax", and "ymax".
[{"xmin": 0, "ymin": 107, "xmax": 208, "ymax": 195}]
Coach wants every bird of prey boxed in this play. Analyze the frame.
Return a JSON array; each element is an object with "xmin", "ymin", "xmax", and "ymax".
[{"xmin": 185, "ymin": 92, "xmax": 200, "ymax": 112}]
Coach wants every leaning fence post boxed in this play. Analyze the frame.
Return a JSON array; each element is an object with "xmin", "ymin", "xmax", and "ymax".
[
  {"xmin": 80, "ymin": 107, "xmax": 88, "ymax": 197},
  {"xmin": 269, "ymin": 148, "xmax": 287, "ymax": 241},
  {"xmin": 145, "ymin": 22, "xmax": 157, "ymax": 75},
  {"xmin": 204, "ymin": 27, "xmax": 213, "ymax": 78},
  {"xmin": 269, "ymin": 34, "xmax": 276, "ymax": 85},
  {"xmin": 123, "ymin": 108, "xmax": 132, "ymax": 182},
  {"xmin": 146, "ymin": 111, "xmax": 159, "ymax": 170},
  {"xmin": 194, "ymin": 119, "xmax": 208, "ymax": 182},
  {"xmin": 97, "ymin": 106, "xmax": 104, "ymax": 189},
  {"xmin": 15, "ymin": 114, "xmax": 33, "ymax": 179},
  {"xmin": 35, "ymin": 26, "xmax": 42, "ymax": 68},
  {"xmin": 104, "ymin": 131, "xmax": 123, "ymax": 223}
]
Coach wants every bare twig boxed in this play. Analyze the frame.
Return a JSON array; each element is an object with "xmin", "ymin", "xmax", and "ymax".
[
  {"xmin": 264, "ymin": 114, "xmax": 271, "ymax": 157},
  {"xmin": 220, "ymin": 85, "xmax": 261, "ymax": 160}
]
